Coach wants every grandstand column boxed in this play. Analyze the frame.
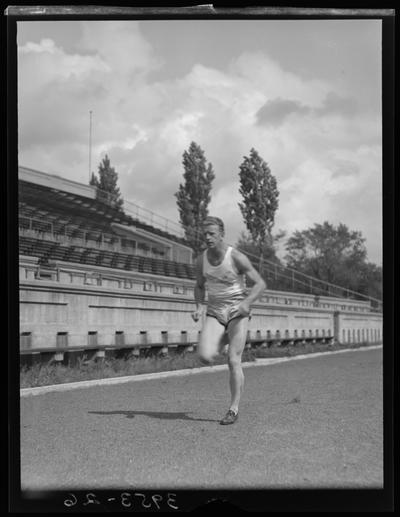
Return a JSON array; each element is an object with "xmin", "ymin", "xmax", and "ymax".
[
  {"xmin": 26, "ymin": 268, "xmax": 35, "ymax": 280},
  {"xmin": 333, "ymin": 311, "xmax": 341, "ymax": 344},
  {"xmin": 53, "ymin": 351, "xmax": 64, "ymax": 362},
  {"xmin": 95, "ymin": 350, "xmax": 105, "ymax": 360},
  {"xmin": 161, "ymin": 331, "xmax": 169, "ymax": 355}
]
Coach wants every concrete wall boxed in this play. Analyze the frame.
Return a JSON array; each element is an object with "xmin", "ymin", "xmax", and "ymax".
[{"xmin": 19, "ymin": 259, "xmax": 383, "ymax": 353}]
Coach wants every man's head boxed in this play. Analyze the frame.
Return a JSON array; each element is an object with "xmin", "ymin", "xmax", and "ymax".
[{"xmin": 203, "ymin": 216, "xmax": 225, "ymax": 248}]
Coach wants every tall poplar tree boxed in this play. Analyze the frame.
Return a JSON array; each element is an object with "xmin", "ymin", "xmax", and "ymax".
[
  {"xmin": 175, "ymin": 142, "xmax": 215, "ymax": 255},
  {"xmin": 238, "ymin": 148, "xmax": 279, "ymax": 270}
]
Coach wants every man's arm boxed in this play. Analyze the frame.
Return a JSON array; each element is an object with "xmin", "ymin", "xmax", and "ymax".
[
  {"xmin": 192, "ymin": 254, "xmax": 206, "ymax": 322},
  {"xmin": 232, "ymin": 249, "xmax": 266, "ymax": 316}
]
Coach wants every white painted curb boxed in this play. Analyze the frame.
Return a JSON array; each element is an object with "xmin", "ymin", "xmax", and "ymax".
[{"xmin": 20, "ymin": 345, "xmax": 382, "ymax": 397}]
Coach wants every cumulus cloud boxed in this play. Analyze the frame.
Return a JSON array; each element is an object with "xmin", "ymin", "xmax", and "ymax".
[
  {"xmin": 256, "ymin": 92, "xmax": 359, "ymax": 127},
  {"xmin": 18, "ymin": 37, "xmax": 111, "ymax": 85},
  {"xmin": 276, "ymin": 145, "xmax": 382, "ymax": 262},
  {"xmin": 79, "ymin": 21, "xmax": 161, "ymax": 77},
  {"xmin": 18, "ymin": 22, "xmax": 161, "ymax": 178},
  {"xmin": 231, "ymin": 51, "xmax": 331, "ymax": 107},
  {"xmin": 17, "ymin": 21, "xmax": 382, "ymax": 264},
  {"xmin": 314, "ymin": 92, "xmax": 359, "ymax": 117},
  {"xmin": 256, "ymin": 98, "xmax": 311, "ymax": 126}
]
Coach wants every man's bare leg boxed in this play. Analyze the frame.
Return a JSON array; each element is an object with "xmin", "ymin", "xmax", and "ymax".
[
  {"xmin": 226, "ymin": 316, "xmax": 248, "ymax": 414},
  {"xmin": 197, "ymin": 316, "xmax": 226, "ymax": 364}
]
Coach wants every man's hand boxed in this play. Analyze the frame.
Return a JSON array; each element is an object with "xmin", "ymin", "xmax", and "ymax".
[
  {"xmin": 237, "ymin": 299, "xmax": 251, "ymax": 318},
  {"xmin": 191, "ymin": 307, "xmax": 204, "ymax": 322}
]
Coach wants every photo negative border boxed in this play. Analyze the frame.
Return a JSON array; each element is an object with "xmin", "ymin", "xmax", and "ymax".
[{"xmin": 6, "ymin": 3, "xmax": 395, "ymax": 513}]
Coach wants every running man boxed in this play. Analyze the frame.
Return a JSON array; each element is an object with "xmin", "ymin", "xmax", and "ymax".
[{"xmin": 192, "ymin": 216, "xmax": 266, "ymax": 425}]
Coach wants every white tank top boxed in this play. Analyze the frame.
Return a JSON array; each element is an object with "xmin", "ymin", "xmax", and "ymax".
[{"xmin": 203, "ymin": 246, "xmax": 246, "ymax": 302}]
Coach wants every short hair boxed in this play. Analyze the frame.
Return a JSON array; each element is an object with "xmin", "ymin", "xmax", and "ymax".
[{"xmin": 203, "ymin": 216, "xmax": 224, "ymax": 235}]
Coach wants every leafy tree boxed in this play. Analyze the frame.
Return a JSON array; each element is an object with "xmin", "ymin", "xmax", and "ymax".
[
  {"xmin": 238, "ymin": 148, "xmax": 279, "ymax": 270},
  {"xmin": 175, "ymin": 142, "xmax": 215, "ymax": 256},
  {"xmin": 90, "ymin": 154, "xmax": 123, "ymax": 209},
  {"xmin": 284, "ymin": 222, "xmax": 381, "ymax": 299},
  {"xmin": 356, "ymin": 262, "xmax": 382, "ymax": 302}
]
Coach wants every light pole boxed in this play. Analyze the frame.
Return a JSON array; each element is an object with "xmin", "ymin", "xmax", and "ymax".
[{"xmin": 89, "ymin": 110, "xmax": 93, "ymax": 183}]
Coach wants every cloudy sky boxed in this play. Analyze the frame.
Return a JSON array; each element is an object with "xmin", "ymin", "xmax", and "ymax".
[{"xmin": 17, "ymin": 19, "xmax": 382, "ymax": 264}]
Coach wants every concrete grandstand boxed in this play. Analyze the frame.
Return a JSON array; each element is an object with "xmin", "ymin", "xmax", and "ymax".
[{"xmin": 18, "ymin": 167, "xmax": 383, "ymax": 364}]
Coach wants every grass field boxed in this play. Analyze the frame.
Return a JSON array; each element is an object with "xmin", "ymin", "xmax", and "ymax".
[{"xmin": 20, "ymin": 341, "xmax": 377, "ymax": 388}]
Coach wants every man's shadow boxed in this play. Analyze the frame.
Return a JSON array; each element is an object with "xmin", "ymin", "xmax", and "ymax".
[{"xmin": 88, "ymin": 410, "xmax": 219, "ymax": 423}]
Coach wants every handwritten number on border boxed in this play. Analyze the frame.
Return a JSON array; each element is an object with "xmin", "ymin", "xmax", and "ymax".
[
  {"xmin": 63, "ymin": 493, "xmax": 77, "ymax": 507},
  {"xmin": 63, "ymin": 491, "xmax": 179, "ymax": 510},
  {"xmin": 121, "ymin": 492, "xmax": 132, "ymax": 508},
  {"xmin": 136, "ymin": 493, "xmax": 152, "ymax": 508},
  {"xmin": 167, "ymin": 493, "xmax": 178, "ymax": 510},
  {"xmin": 83, "ymin": 493, "xmax": 100, "ymax": 506}
]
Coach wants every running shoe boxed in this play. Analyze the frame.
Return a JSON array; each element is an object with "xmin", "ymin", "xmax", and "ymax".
[{"xmin": 219, "ymin": 409, "xmax": 238, "ymax": 425}]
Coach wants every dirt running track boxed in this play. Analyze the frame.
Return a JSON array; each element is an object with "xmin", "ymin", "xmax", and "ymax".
[{"xmin": 20, "ymin": 348, "xmax": 383, "ymax": 490}]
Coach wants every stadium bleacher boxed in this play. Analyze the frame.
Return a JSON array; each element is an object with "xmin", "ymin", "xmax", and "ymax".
[
  {"xmin": 19, "ymin": 175, "xmax": 196, "ymax": 280},
  {"xmin": 19, "ymin": 234, "xmax": 195, "ymax": 279},
  {"xmin": 19, "ymin": 179, "xmax": 188, "ymax": 246}
]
